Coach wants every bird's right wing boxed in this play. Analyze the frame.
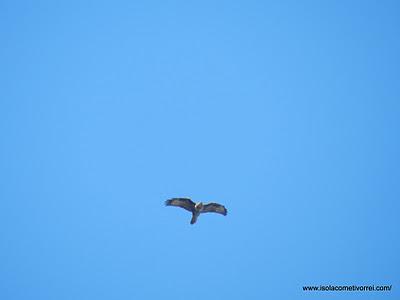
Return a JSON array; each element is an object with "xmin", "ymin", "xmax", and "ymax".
[
  {"xmin": 165, "ymin": 198, "xmax": 196, "ymax": 212},
  {"xmin": 202, "ymin": 203, "xmax": 228, "ymax": 216}
]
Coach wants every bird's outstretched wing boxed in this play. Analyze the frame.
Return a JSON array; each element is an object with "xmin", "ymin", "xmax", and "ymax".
[
  {"xmin": 202, "ymin": 203, "xmax": 228, "ymax": 216},
  {"xmin": 165, "ymin": 198, "xmax": 196, "ymax": 212}
]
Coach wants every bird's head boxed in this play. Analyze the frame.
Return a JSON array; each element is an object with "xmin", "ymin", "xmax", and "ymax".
[{"xmin": 195, "ymin": 202, "xmax": 203, "ymax": 210}]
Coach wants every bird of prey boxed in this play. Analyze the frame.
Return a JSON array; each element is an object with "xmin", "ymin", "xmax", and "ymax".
[{"xmin": 165, "ymin": 197, "xmax": 227, "ymax": 224}]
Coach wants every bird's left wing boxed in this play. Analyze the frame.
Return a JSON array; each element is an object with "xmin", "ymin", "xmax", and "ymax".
[
  {"xmin": 202, "ymin": 203, "xmax": 228, "ymax": 216},
  {"xmin": 165, "ymin": 198, "xmax": 196, "ymax": 212}
]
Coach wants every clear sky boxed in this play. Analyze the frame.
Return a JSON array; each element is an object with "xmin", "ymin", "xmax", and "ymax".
[{"xmin": 1, "ymin": 1, "xmax": 399, "ymax": 299}]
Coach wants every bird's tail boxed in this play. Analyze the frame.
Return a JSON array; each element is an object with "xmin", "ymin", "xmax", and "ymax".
[{"xmin": 190, "ymin": 213, "xmax": 198, "ymax": 225}]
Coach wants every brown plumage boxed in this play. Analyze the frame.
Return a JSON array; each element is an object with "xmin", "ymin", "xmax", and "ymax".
[{"xmin": 165, "ymin": 197, "xmax": 228, "ymax": 224}]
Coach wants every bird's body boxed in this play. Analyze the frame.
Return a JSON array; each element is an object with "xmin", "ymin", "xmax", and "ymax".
[{"xmin": 165, "ymin": 198, "xmax": 227, "ymax": 224}]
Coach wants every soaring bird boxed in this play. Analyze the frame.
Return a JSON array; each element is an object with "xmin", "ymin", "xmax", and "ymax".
[{"xmin": 165, "ymin": 197, "xmax": 227, "ymax": 224}]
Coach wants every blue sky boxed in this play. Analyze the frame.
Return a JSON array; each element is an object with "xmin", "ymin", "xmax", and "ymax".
[{"xmin": 1, "ymin": 1, "xmax": 399, "ymax": 299}]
